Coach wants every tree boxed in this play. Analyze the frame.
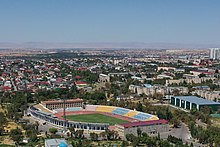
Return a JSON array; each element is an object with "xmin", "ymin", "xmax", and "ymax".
[
  {"xmin": 152, "ymin": 92, "xmax": 163, "ymax": 101},
  {"xmin": 199, "ymin": 73, "xmax": 206, "ymax": 78},
  {"xmin": 136, "ymin": 102, "xmax": 143, "ymax": 112},
  {"xmin": 75, "ymin": 129, "xmax": 84, "ymax": 139},
  {"xmin": 68, "ymin": 126, "xmax": 75, "ymax": 138},
  {"xmin": 121, "ymin": 140, "xmax": 129, "ymax": 147},
  {"xmin": 0, "ymin": 112, "xmax": 7, "ymax": 127},
  {"xmin": 0, "ymin": 127, "xmax": 4, "ymax": 136},
  {"xmin": 200, "ymin": 106, "xmax": 212, "ymax": 115},
  {"xmin": 23, "ymin": 123, "xmax": 38, "ymax": 142},
  {"xmin": 132, "ymin": 136, "xmax": 139, "ymax": 147},
  {"xmin": 90, "ymin": 132, "xmax": 98, "ymax": 141},
  {"xmin": 49, "ymin": 127, "xmax": 58, "ymax": 134},
  {"xmin": 99, "ymin": 131, "xmax": 107, "ymax": 140},
  {"xmin": 137, "ymin": 128, "xmax": 142, "ymax": 137},
  {"xmin": 170, "ymin": 117, "xmax": 180, "ymax": 128},
  {"xmin": 10, "ymin": 127, "xmax": 23, "ymax": 145}
]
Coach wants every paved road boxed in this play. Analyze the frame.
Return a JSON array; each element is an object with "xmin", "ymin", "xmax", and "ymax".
[
  {"xmin": 160, "ymin": 123, "xmax": 207, "ymax": 147},
  {"xmin": 160, "ymin": 123, "xmax": 190, "ymax": 141}
]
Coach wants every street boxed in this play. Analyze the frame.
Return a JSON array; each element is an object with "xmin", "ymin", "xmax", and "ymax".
[{"xmin": 160, "ymin": 123, "xmax": 207, "ymax": 147}]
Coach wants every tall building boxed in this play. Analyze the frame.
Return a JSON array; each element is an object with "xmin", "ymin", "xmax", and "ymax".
[{"xmin": 210, "ymin": 48, "xmax": 220, "ymax": 60}]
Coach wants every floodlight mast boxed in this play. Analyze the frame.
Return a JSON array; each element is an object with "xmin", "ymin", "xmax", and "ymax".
[{"xmin": 62, "ymin": 94, "xmax": 67, "ymax": 129}]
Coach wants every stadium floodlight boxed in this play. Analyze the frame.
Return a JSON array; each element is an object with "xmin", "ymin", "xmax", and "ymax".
[{"xmin": 62, "ymin": 94, "xmax": 67, "ymax": 129}]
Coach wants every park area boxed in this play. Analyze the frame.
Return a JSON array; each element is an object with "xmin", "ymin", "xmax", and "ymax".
[{"xmin": 64, "ymin": 113, "xmax": 128, "ymax": 125}]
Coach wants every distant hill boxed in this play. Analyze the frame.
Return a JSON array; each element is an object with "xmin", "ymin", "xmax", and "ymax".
[{"xmin": 0, "ymin": 42, "xmax": 218, "ymax": 49}]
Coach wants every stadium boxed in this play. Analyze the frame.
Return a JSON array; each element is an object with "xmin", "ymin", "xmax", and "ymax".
[{"xmin": 29, "ymin": 98, "xmax": 160, "ymax": 131}]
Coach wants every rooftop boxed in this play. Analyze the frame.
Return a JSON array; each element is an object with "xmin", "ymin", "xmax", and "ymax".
[
  {"xmin": 45, "ymin": 138, "xmax": 71, "ymax": 147},
  {"xmin": 174, "ymin": 96, "xmax": 220, "ymax": 105},
  {"xmin": 120, "ymin": 119, "xmax": 168, "ymax": 128}
]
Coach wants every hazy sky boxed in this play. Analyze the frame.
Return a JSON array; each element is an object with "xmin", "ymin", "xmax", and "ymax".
[{"xmin": 0, "ymin": 0, "xmax": 220, "ymax": 44}]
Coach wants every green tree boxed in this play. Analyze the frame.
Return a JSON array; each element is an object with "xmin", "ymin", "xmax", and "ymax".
[
  {"xmin": 68, "ymin": 126, "xmax": 75, "ymax": 138},
  {"xmin": 0, "ymin": 127, "xmax": 4, "ymax": 136},
  {"xmin": 90, "ymin": 132, "xmax": 98, "ymax": 141},
  {"xmin": 75, "ymin": 129, "xmax": 84, "ymax": 139},
  {"xmin": 10, "ymin": 127, "xmax": 23, "ymax": 145},
  {"xmin": 0, "ymin": 112, "xmax": 7, "ymax": 129},
  {"xmin": 136, "ymin": 102, "xmax": 143, "ymax": 112},
  {"xmin": 49, "ymin": 127, "xmax": 58, "ymax": 134},
  {"xmin": 137, "ymin": 128, "xmax": 142, "ymax": 137}
]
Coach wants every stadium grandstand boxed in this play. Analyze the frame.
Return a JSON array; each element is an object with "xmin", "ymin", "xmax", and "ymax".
[{"xmin": 29, "ymin": 100, "xmax": 161, "ymax": 134}]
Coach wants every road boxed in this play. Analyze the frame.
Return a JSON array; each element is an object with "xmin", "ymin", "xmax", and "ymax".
[{"xmin": 160, "ymin": 123, "xmax": 207, "ymax": 147}]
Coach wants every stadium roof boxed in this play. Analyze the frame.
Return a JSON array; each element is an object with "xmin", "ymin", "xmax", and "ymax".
[
  {"xmin": 174, "ymin": 96, "xmax": 220, "ymax": 105},
  {"xmin": 120, "ymin": 119, "xmax": 168, "ymax": 128}
]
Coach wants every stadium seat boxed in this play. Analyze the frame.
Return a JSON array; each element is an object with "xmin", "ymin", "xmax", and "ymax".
[
  {"xmin": 132, "ymin": 113, "xmax": 152, "ymax": 121},
  {"xmin": 34, "ymin": 104, "xmax": 53, "ymax": 113},
  {"xmin": 85, "ymin": 105, "xmax": 98, "ymax": 111},
  {"xmin": 66, "ymin": 107, "xmax": 82, "ymax": 111},
  {"xmin": 112, "ymin": 108, "xmax": 130, "ymax": 115},
  {"xmin": 124, "ymin": 111, "xmax": 138, "ymax": 117},
  {"xmin": 95, "ymin": 106, "xmax": 116, "ymax": 113}
]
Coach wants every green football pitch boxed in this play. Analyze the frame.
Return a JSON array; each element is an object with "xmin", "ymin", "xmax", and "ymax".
[{"xmin": 65, "ymin": 113, "xmax": 128, "ymax": 125}]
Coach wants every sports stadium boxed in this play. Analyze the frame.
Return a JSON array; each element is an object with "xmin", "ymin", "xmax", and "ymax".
[{"xmin": 29, "ymin": 98, "xmax": 160, "ymax": 132}]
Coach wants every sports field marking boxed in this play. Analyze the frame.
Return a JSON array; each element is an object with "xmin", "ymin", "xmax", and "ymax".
[{"xmin": 64, "ymin": 113, "xmax": 128, "ymax": 125}]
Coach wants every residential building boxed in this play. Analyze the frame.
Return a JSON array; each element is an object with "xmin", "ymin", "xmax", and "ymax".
[{"xmin": 210, "ymin": 48, "xmax": 220, "ymax": 60}]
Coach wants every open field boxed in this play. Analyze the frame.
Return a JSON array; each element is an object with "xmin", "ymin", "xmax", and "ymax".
[{"xmin": 65, "ymin": 113, "xmax": 128, "ymax": 125}]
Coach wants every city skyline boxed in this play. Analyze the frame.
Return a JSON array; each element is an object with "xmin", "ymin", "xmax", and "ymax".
[{"xmin": 0, "ymin": 0, "xmax": 220, "ymax": 46}]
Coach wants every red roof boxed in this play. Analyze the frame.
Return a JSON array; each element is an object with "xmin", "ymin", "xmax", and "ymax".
[
  {"xmin": 75, "ymin": 81, "xmax": 87, "ymax": 85},
  {"xmin": 40, "ymin": 81, "xmax": 50, "ymax": 85},
  {"xmin": 120, "ymin": 119, "xmax": 168, "ymax": 128},
  {"xmin": 76, "ymin": 67, "xmax": 87, "ymax": 71},
  {"xmin": 2, "ymin": 73, "xmax": 9, "ymax": 77},
  {"xmin": 75, "ymin": 76, "xmax": 82, "ymax": 79},
  {"xmin": 56, "ymin": 78, "xmax": 63, "ymax": 82},
  {"xmin": 2, "ymin": 86, "xmax": 12, "ymax": 91}
]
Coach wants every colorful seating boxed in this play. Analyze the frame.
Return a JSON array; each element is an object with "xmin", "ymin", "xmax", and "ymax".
[
  {"xmin": 132, "ymin": 113, "xmax": 152, "ymax": 120},
  {"xmin": 35, "ymin": 104, "xmax": 53, "ymax": 113},
  {"xmin": 96, "ymin": 106, "xmax": 116, "ymax": 113},
  {"xmin": 67, "ymin": 107, "xmax": 82, "ymax": 111},
  {"xmin": 112, "ymin": 108, "xmax": 130, "ymax": 115},
  {"xmin": 124, "ymin": 111, "xmax": 138, "ymax": 117},
  {"xmin": 85, "ymin": 105, "xmax": 98, "ymax": 111}
]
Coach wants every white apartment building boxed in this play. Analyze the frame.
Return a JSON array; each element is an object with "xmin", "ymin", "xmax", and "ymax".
[{"xmin": 210, "ymin": 48, "xmax": 220, "ymax": 60}]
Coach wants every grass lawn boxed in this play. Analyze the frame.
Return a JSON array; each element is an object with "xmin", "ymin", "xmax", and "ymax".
[{"xmin": 65, "ymin": 113, "xmax": 128, "ymax": 125}]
